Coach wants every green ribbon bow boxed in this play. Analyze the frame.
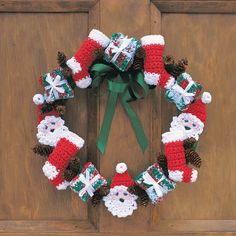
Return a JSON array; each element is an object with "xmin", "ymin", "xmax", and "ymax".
[{"xmin": 89, "ymin": 63, "xmax": 149, "ymax": 155}]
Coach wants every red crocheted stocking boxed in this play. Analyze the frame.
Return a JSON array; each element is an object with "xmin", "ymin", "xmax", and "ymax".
[
  {"xmin": 42, "ymin": 137, "xmax": 84, "ymax": 190},
  {"xmin": 162, "ymin": 131, "xmax": 198, "ymax": 183},
  {"xmin": 141, "ymin": 35, "xmax": 175, "ymax": 89},
  {"xmin": 66, "ymin": 29, "xmax": 109, "ymax": 88}
]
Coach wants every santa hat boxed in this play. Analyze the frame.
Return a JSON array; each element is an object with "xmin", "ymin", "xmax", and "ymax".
[
  {"xmin": 110, "ymin": 163, "xmax": 134, "ymax": 188},
  {"xmin": 33, "ymin": 93, "xmax": 59, "ymax": 124},
  {"xmin": 183, "ymin": 92, "xmax": 212, "ymax": 125}
]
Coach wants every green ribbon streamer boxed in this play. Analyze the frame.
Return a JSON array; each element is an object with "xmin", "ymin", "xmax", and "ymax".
[{"xmin": 90, "ymin": 63, "xmax": 149, "ymax": 155}]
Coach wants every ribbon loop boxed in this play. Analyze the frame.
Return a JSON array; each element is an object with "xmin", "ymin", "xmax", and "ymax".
[{"xmin": 45, "ymin": 74, "xmax": 65, "ymax": 98}]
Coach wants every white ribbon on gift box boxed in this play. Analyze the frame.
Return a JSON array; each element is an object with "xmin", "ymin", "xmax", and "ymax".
[
  {"xmin": 78, "ymin": 169, "xmax": 101, "ymax": 198},
  {"xmin": 110, "ymin": 36, "xmax": 133, "ymax": 63},
  {"xmin": 142, "ymin": 172, "xmax": 167, "ymax": 198},
  {"xmin": 45, "ymin": 74, "xmax": 65, "ymax": 100},
  {"xmin": 171, "ymin": 80, "xmax": 196, "ymax": 105}
]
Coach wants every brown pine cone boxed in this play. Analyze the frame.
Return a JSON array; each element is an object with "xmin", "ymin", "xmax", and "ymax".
[
  {"xmin": 98, "ymin": 185, "xmax": 110, "ymax": 197},
  {"xmin": 157, "ymin": 153, "xmax": 169, "ymax": 177},
  {"xmin": 57, "ymin": 51, "xmax": 67, "ymax": 68},
  {"xmin": 91, "ymin": 190, "xmax": 103, "ymax": 207},
  {"xmin": 163, "ymin": 55, "xmax": 175, "ymax": 65},
  {"xmin": 62, "ymin": 67, "xmax": 73, "ymax": 79},
  {"xmin": 128, "ymin": 185, "xmax": 149, "ymax": 207},
  {"xmin": 63, "ymin": 169, "xmax": 77, "ymax": 182},
  {"xmin": 68, "ymin": 156, "xmax": 80, "ymax": 173},
  {"xmin": 183, "ymin": 138, "xmax": 196, "ymax": 149},
  {"xmin": 94, "ymin": 48, "xmax": 104, "ymax": 59},
  {"xmin": 172, "ymin": 58, "xmax": 188, "ymax": 78},
  {"xmin": 185, "ymin": 149, "xmax": 202, "ymax": 168},
  {"xmin": 33, "ymin": 144, "xmax": 54, "ymax": 157},
  {"xmin": 55, "ymin": 105, "xmax": 66, "ymax": 115},
  {"xmin": 135, "ymin": 47, "xmax": 146, "ymax": 59},
  {"xmin": 40, "ymin": 103, "xmax": 55, "ymax": 114},
  {"xmin": 132, "ymin": 57, "xmax": 144, "ymax": 70}
]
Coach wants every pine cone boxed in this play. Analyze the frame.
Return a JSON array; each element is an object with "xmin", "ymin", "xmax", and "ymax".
[
  {"xmin": 94, "ymin": 48, "xmax": 104, "ymax": 59},
  {"xmin": 68, "ymin": 156, "xmax": 80, "ymax": 173},
  {"xmin": 135, "ymin": 47, "xmax": 146, "ymax": 59},
  {"xmin": 62, "ymin": 67, "xmax": 72, "ymax": 79},
  {"xmin": 163, "ymin": 55, "xmax": 175, "ymax": 65},
  {"xmin": 57, "ymin": 51, "xmax": 67, "ymax": 68},
  {"xmin": 91, "ymin": 190, "xmax": 103, "ymax": 207},
  {"xmin": 55, "ymin": 105, "xmax": 66, "ymax": 115},
  {"xmin": 99, "ymin": 185, "xmax": 110, "ymax": 197},
  {"xmin": 132, "ymin": 57, "xmax": 144, "ymax": 70},
  {"xmin": 33, "ymin": 144, "xmax": 54, "ymax": 157},
  {"xmin": 40, "ymin": 103, "xmax": 55, "ymax": 114},
  {"xmin": 183, "ymin": 138, "xmax": 196, "ymax": 149},
  {"xmin": 128, "ymin": 185, "xmax": 149, "ymax": 207},
  {"xmin": 185, "ymin": 149, "xmax": 202, "ymax": 168},
  {"xmin": 157, "ymin": 153, "xmax": 169, "ymax": 177},
  {"xmin": 63, "ymin": 169, "xmax": 78, "ymax": 182},
  {"xmin": 172, "ymin": 58, "xmax": 188, "ymax": 78}
]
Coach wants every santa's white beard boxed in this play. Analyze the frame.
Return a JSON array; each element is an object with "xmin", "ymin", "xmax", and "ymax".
[{"xmin": 103, "ymin": 185, "xmax": 138, "ymax": 218}]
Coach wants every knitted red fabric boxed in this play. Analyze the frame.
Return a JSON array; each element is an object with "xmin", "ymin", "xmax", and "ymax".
[
  {"xmin": 184, "ymin": 99, "xmax": 207, "ymax": 124},
  {"xmin": 164, "ymin": 140, "xmax": 196, "ymax": 183},
  {"xmin": 72, "ymin": 38, "xmax": 103, "ymax": 82},
  {"xmin": 36, "ymin": 105, "xmax": 59, "ymax": 124},
  {"xmin": 110, "ymin": 171, "xmax": 134, "ymax": 188},
  {"xmin": 143, "ymin": 44, "xmax": 173, "ymax": 89},
  {"xmin": 47, "ymin": 138, "xmax": 79, "ymax": 187}
]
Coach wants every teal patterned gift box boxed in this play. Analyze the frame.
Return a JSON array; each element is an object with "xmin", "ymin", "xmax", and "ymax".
[
  {"xmin": 104, "ymin": 32, "xmax": 141, "ymax": 72},
  {"xmin": 135, "ymin": 163, "xmax": 176, "ymax": 204},
  {"xmin": 165, "ymin": 72, "xmax": 202, "ymax": 111},
  {"xmin": 70, "ymin": 162, "xmax": 107, "ymax": 202},
  {"xmin": 40, "ymin": 68, "xmax": 74, "ymax": 103}
]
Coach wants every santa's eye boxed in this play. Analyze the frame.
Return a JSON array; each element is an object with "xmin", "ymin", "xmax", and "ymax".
[
  {"xmin": 51, "ymin": 122, "xmax": 55, "ymax": 125},
  {"xmin": 184, "ymin": 120, "xmax": 188, "ymax": 123},
  {"xmin": 192, "ymin": 123, "xmax": 196, "ymax": 127},
  {"xmin": 124, "ymin": 192, "xmax": 128, "ymax": 196},
  {"xmin": 115, "ymin": 192, "xmax": 119, "ymax": 196},
  {"xmin": 45, "ymin": 125, "xmax": 48, "ymax": 129}
]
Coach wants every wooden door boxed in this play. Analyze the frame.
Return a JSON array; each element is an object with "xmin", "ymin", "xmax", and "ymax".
[{"xmin": 0, "ymin": 0, "xmax": 235, "ymax": 235}]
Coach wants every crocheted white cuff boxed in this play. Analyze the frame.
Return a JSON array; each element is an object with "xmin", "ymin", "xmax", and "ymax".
[
  {"xmin": 66, "ymin": 57, "xmax": 82, "ymax": 75},
  {"xmin": 141, "ymin": 35, "xmax": 165, "ymax": 46},
  {"xmin": 89, "ymin": 29, "xmax": 110, "ymax": 48},
  {"xmin": 75, "ymin": 76, "xmax": 92, "ymax": 88}
]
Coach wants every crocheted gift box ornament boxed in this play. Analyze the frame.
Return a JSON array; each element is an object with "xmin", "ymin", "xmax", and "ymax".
[
  {"xmin": 38, "ymin": 68, "xmax": 74, "ymax": 103},
  {"xmin": 70, "ymin": 162, "xmax": 107, "ymax": 202},
  {"xmin": 104, "ymin": 32, "xmax": 141, "ymax": 72},
  {"xmin": 140, "ymin": 35, "xmax": 175, "ymax": 89},
  {"xmin": 165, "ymin": 72, "xmax": 202, "ymax": 111},
  {"xmin": 103, "ymin": 163, "xmax": 138, "ymax": 218},
  {"xmin": 66, "ymin": 29, "xmax": 110, "ymax": 88},
  {"xmin": 135, "ymin": 162, "xmax": 175, "ymax": 204}
]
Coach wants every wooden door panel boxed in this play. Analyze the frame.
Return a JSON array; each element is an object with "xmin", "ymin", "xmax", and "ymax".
[{"xmin": 0, "ymin": 0, "xmax": 236, "ymax": 235}]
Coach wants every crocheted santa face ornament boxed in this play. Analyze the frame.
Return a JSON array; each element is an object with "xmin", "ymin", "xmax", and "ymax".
[
  {"xmin": 103, "ymin": 163, "xmax": 138, "ymax": 218},
  {"xmin": 170, "ymin": 92, "xmax": 212, "ymax": 141}
]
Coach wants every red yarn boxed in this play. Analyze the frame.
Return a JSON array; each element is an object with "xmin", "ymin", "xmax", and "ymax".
[
  {"xmin": 164, "ymin": 140, "xmax": 195, "ymax": 183},
  {"xmin": 184, "ymin": 99, "xmax": 207, "ymax": 124},
  {"xmin": 37, "ymin": 105, "xmax": 59, "ymax": 124},
  {"xmin": 143, "ymin": 44, "xmax": 172, "ymax": 88},
  {"xmin": 72, "ymin": 38, "xmax": 103, "ymax": 82},
  {"xmin": 48, "ymin": 138, "xmax": 80, "ymax": 187},
  {"xmin": 110, "ymin": 171, "xmax": 134, "ymax": 188}
]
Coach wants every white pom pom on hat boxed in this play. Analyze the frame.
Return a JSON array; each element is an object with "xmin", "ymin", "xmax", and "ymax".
[
  {"xmin": 201, "ymin": 92, "xmax": 212, "ymax": 104},
  {"xmin": 33, "ymin": 94, "xmax": 44, "ymax": 105},
  {"xmin": 115, "ymin": 162, "xmax": 128, "ymax": 174}
]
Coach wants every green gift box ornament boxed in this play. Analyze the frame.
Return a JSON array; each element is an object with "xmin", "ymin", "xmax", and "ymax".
[
  {"xmin": 135, "ymin": 163, "xmax": 176, "ymax": 204},
  {"xmin": 165, "ymin": 72, "xmax": 202, "ymax": 111},
  {"xmin": 39, "ymin": 68, "xmax": 74, "ymax": 103},
  {"xmin": 104, "ymin": 32, "xmax": 141, "ymax": 72},
  {"xmin": 70, "ymin": 162, "xmax": 107, "ymax": 202}
]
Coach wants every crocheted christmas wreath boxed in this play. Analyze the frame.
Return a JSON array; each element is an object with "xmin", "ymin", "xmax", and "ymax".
[{"xmin": 32, "ymin": 29, "xmax": 212, "ymax": 218}]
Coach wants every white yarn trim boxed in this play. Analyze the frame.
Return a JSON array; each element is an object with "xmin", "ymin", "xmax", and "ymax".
[
  {"xmin": 164, "ymin": 76, "xmax": 175, "ymax": 90},
  {"xmin": 66, "ymin": 57, "xmax": 82, "ymax": 75},
  {"xmin": 182, "ymin": 72, "xmax": 192, "ymax": 81},
  {"xmin": 144, "ymin": 72, "xmax": 160, "ymax": 86},
  {"xmin": 42, "ymin": 161, "xmax": 59, "ymax": 180},
  {"xmin": 201, "ymin": 92, "xmax": 212, "ymax": 104},
  {"xmin": 190, "ymin": 169, "xmax": 198, "ymax": 183},
  {"xmin": 162, "ymin": 130, "xmax": 186, "ymax": 144},
  {"xmin": 88, "ymin": 29, "xmax": 110, "ymax": 48},
  {"xmin": 116, "ymin": 163, "xmax": 128, "ymax": 174},
  {"xmin": 62, "ymin": 133, "xmax": 85, "ymax": 149},
  {"xmin": 56, "ymin": 180, "xmax": 70, "ymax": 190},
  {"xmin": 168, "ymin": 170, "xmax": 183, "ymax": 182},
  {"xmin": 75, "ymin": 76, "xmax": 92, "ymax": 88},
  {"xmin": 141, "ymin": 35, "xmax": 164, "ymax": 46},
  {"xmin": 33, "ymin": 94, "xmax": 44, "ymax": 105}
]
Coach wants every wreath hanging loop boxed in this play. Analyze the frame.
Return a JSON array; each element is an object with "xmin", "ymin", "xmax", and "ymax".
[{"xmin": 32, "ymin": 29, "xmax": 212, "ymax": 218}]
